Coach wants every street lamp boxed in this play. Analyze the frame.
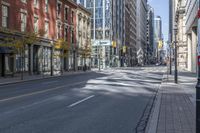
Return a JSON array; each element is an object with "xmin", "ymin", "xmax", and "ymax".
[
  {"xmin": 50, "ymin": 40, "xmax": 54, "ymax": 76},
  {"xmin": 169, "ymin": 42, "xmax": 172, "ymax": 75},
  {"xmin": 167, "ymin": 40, "xmax": 172, "ymax": 75},
  {"xmin": 173, "ymin": 25, "xmax": 178, "ymax": 84}
]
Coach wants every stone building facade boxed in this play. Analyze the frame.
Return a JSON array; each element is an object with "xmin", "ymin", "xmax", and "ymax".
[
  {"xmin": 76, "ymin": 4, "xmax": 91, "ymax": 70},
  {"xmin": 171, "ymin": 0, "xmax": 198, "ymax": 73}
]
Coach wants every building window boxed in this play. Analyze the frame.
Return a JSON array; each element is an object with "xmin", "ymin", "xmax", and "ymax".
[
  {"xmin": 71, "ymin": 29, "xmax": 74, "ymax": 44},
  {"xmin": 45, "ymin": 0, "xmax": 48, "ymax": 12},
  {"xmin": 34, "ymin": 16, "xmax": 39, "ymax": 33},
  {"xmin": 57, "ymin": 23, "xmax": 61, "ymax": 39},
  {"xmin": 34, "ymin": 0, "xmax": 39, "ymax": 8},
  {"xmin": 21, "ymin": 12, "xmax": 27, "ymax": 32},
  {"xmin": 71, "ymin": 11, "xmax": 74, "ymax": 24},
  {"xmin": 64, "ymin": 7, "xmax": 68, "ymax": 21},
  {"xmin": 64, "ymin": 27, "xmax": 68, "ymax": 41},
  {"xmin": 57, "ymin": 1, "xmax": 62, "ymax": 18},
  {"xmin": 2, "ymin": 5, "xmax": 8, "ymax": 28},
  {"xmin": 21, "ymin": 0, "xmax": 27, "ymax": 3},
  {"xmin": 45, "ymin": 21, "xmax": 49, "ymax": 38}
]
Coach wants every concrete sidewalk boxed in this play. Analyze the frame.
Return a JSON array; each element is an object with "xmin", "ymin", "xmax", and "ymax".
[
  {"xmin": 147, "ymin": 70, "xmax": 196, "ymax": 133},
  {"xmin": 0, "ymin": 70, "xmax": 94, "ymax": 86}
]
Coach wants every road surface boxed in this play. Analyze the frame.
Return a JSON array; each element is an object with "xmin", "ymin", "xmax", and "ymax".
[{"xmin": 0, "ymin": 66, "xmax": 166, "ymax": 133}]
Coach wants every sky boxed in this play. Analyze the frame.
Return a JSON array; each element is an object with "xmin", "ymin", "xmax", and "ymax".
[{"xmin": 148, "ymin": 0, "xmax": 169, "ymax": 43}]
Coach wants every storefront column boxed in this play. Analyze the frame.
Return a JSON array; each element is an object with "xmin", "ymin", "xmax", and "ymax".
[
  {"xmin": 187, "ymin": 34, "xmax": 192, "ymax": 71},
  {"xmin": 73, "ymin": 50, "xmax": 76, "ymax": 71},
  {"xmin": 29, "ymin": 45, "xmax": 33, "ymax": 75},
  {"xmin": 192, "ymin": 27, "xmax": 197, "ymax": 73},
  {"xmin": 2, "ymin": 54, "xmax": 5, "ymax": 77}
]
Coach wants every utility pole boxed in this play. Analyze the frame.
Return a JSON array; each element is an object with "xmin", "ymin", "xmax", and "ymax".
[
  {"xmin": 174, "ymin": 24, "xmax": 178, "ymax": 84},
  {"xmin": 196, "ymin": 2, "xmax": 200, "ymax": 132},
  {"xmin": 169, "ymin": 43, "xmax": 172, "ymax": 75}
]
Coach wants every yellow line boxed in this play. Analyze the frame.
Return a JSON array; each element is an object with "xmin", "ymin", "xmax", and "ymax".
[{"xmin": 0, "ymin": 81, "xmax": 86, "ymax": 103}]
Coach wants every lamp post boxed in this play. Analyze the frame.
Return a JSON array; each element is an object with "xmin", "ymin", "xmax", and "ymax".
[
  {"xmin": 174, "ymin": 25, "xmax": 178, "ymax": 84},
  {"xmin": 196, "ymin": 2, "xmax": 200, "ymax": 132},
  {"xmin": 167, "ymin": 41, "xmax": 172, "ymax": 75}
]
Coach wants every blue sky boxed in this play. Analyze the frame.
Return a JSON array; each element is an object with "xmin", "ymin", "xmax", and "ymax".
[{"xmin": 148, "ymin": 0, "xmax": 169, "ymax": 42}]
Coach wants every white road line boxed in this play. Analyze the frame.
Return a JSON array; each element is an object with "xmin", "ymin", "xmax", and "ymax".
[
  {"xmin": 0, "ymin": 81, "xmax": 86, "ymax": 103},
  {"xmin": 68, "ymin": 95, "xmax": 95, "ymax": 108}
]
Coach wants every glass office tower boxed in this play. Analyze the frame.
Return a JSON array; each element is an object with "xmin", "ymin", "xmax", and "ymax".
[{"xmin": 76, "ymin": 0, "xmax": 112, "ymax": 68}]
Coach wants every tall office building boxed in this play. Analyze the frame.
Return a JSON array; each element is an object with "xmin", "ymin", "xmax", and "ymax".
[
  {"xmin": 136, "ymin": 0, "xmax": 148, "ymax": 65},
  {"xmin": 169, "ymin": 0, "xmax": 173, "ymax": 44},
  {"xmin": 147, "ymin": 5, "xmax": 155, "ymax": 64},
  {"xmin": 76, "ymin": 0, "xmax": 138, "ymax": 68},
  {"xmin": 76, "ymin": 0, "xmax": 112, "ymax": 68},
  {"xmin": 112, "ymin": 0, "xmax": 137, "ymax": 67},
  {"xmin": 124, "ymin": 0, "xmax": 137, "ymax": 67},
  {"xmin": 111, "ymin": 0, "xmax": 125, "ymax": 67},
  {"xmin": 154, "ymin": 16, "xmax": 163, "ymax": 62}
]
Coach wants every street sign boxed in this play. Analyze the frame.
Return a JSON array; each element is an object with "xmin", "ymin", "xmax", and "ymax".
[
  {"xmin": 112, "ymin": 41, "xmax": 116, "ymax": 48},
  {"xmin": 123, "ymin": 46, "xmax": 126, "ymax": 53}
]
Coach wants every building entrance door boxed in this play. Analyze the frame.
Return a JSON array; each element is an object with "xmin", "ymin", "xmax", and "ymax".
[
  {"xmin": 0, "ymin": 53, "xmax": 14, "ymax": 77},
  {"xmin": 0, "ymin": 54, "xmax": 3, "ymax": 77}
]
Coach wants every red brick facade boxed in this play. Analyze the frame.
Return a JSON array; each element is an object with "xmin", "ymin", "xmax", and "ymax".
[
  {"xmin": 0, "ymin": 0, "xmax": 77, "ymax": 44},
  {"xmin": 0, "ymin": 0, "xmax": 82, "ymax": 77}
]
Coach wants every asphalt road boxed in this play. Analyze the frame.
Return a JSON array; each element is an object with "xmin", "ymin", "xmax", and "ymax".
[{"xmin": 0, "ymin": 66, "xmax": 166, "ymax": 133}]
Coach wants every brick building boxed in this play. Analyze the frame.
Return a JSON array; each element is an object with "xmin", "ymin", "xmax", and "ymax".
[{"xmin": 0, "ymin": 0, "xmax": 80, "ymax": 77}]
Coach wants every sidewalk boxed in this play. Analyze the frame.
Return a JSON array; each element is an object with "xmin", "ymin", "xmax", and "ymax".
[
  {"xmin": 147, "ymin": 70, "xmax": 196, "ymax": 133},
  {"xmin": 0, "ymin": 70, "xmax": 94, "ymax": 86}
]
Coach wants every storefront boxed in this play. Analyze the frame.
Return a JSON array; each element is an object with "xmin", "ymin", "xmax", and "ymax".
[
  {"xmin": 0, "ymin": 47, "xmax": 14, "ymax": 77},
  {"xmin": 53, "ymin": 49, "xmax": 62, "ymax": 75},
  {"xmin": 33, "ymin": 45, "xmax": 52, "ymax": 75}
]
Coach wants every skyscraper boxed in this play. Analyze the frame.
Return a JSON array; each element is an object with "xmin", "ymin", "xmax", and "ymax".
[
  {"xmin": 111, "ymin": 0, "xmax": 125, "ymax": 67},
  {"xmin": 124, "ymin": 0, "xmax": 137, "ymax": 67},
  {"xmin": 76, "ymin": 0, "xmax": 138, "ymax": 68},
  {"xmin": 76, "ymin": 0, "xmax": 112, "ymax": 68},
  {"xmin": 154, "ymin": 16, "xmax": 163, "ymax": 62},
  {"xmin": 147, "ymin": 5, "xmax": 155, "ymax": 64},
  {"xmin": 136, "ymin": 0, "xmax": 148, "ymax": 65}
]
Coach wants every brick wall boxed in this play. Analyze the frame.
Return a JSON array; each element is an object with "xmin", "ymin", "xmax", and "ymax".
[{"xmin": 0, "ymin": 0, "xmax": 78, "ymax": 44}]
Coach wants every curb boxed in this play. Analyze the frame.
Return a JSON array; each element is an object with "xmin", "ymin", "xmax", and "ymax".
[
  {"xmin": 0, "ymin": 71, "xmax": 93, "ymax": 87},
  {"xmin": 145, "ymin": 74, "xmax": 165, "ymax": 133}
]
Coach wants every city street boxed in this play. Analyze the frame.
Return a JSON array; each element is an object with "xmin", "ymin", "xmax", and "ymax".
[{"xmin": 0, "ymin": 66, "xmax": 166, "ymax": 133}]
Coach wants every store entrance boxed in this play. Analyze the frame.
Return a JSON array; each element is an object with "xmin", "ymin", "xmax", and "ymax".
[{"xmin": 0, "ymin": 53, "xmax": 14, "ymax": 77}]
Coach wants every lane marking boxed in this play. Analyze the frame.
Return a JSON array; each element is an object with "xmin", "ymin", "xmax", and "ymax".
[
  {"xmin": 0, "ymin": 81, "xmax": 86, "ymax": 103},
  {"xmin": 68, "ymin": 95, "xmax": 95, "ymax": 108}
]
